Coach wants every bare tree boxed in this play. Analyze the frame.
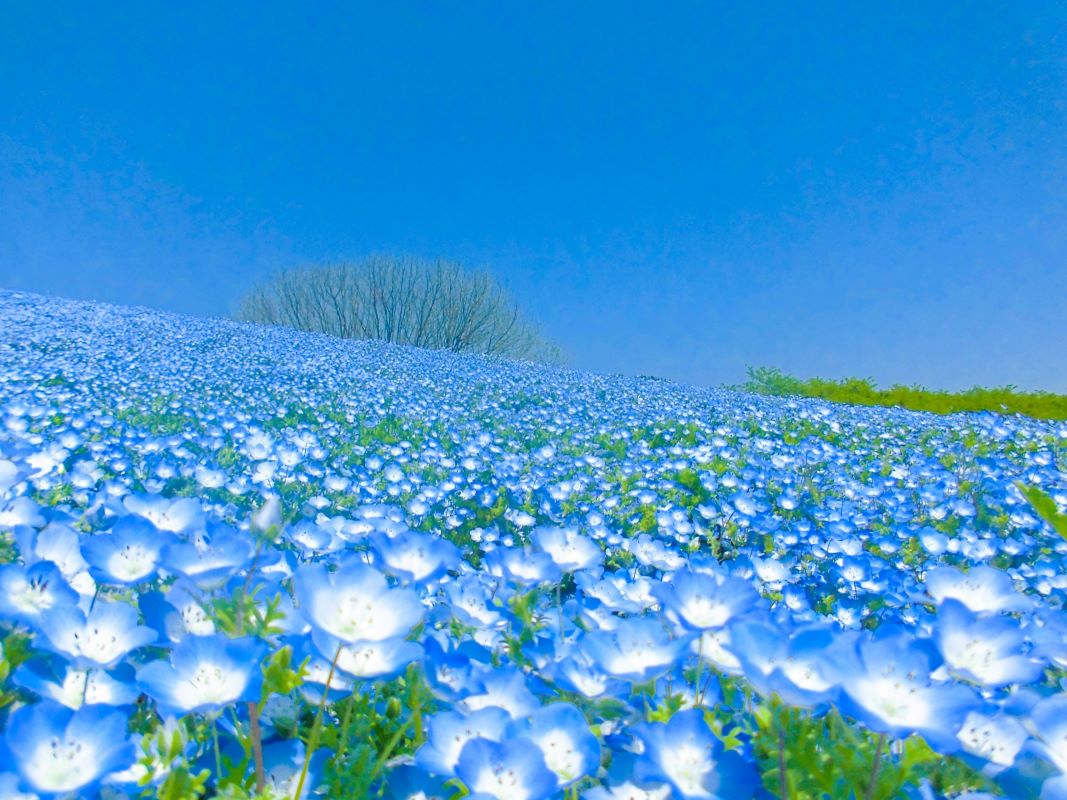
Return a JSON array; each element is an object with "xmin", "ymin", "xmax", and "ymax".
[{"xmin": 236, "ymin": 256, "xmax": 561, "ymax": 362}]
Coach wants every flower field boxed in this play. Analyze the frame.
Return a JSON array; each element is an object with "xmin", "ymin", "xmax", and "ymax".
[{"xmin": 0, "ymin": 289, "xmax": 1065, "ymax": 799}]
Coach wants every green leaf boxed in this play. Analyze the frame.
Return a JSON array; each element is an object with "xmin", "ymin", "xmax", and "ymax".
[
  {"xmin": 261, "ymin": 645, "xmax": 305, "ymax": 698},
  {"xmin": 1017, "ymin": 482, "xmax": 1067, "ymax": 539}
]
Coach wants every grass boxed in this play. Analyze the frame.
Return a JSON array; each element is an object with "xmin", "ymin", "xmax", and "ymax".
[{"xmin": 735, "ymin": 366, "xmax": 1067, "ymax": 421}]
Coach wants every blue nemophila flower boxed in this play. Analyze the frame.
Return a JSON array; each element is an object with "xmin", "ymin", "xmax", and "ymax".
[
  {"xmin": 385, "ymin": 763, "xmax": 451, "ymax": 800},
  {"xmin": 250, "ymin": 495, "xmax": 283, "ymax": 534},
  {"xmin": 136, "ymin": 634, "xmax": 266, "ymax": 716},
  {"xmin": 14, "ymin": 657, "xmax": 138, "ymax": 708},
  {"xmin": 955, "ymin": 710, "xmax": 1028, "ymax": 772},
  {"xmin": 0, "ymin": 561, "xmax": 78, "ymax": 625},
  {"xmin": 294, "ymin": 558, "xmax": 423, "ymax": 643},
  {"xmin": 576, "ymin": 571, "xmax": 649, "ymax": 614},
  {"xmin": 372, "ymin": 529, "xmax": 460, "ymax": 583},
  {"xmin": 532, "ymin": 526, "xmax": 603, "ymax": 572},
  {"xmin": 140, "ymin": 581, "xmax": 216, "ymax": 641},
  {"xmin": 4, "ymin": 700, "xmax": 135, "ymax": 796},
  {"xmin": 313, "ymin": 629, "xmax": 423, "ymax": 679},
  {"xmin": 838, "ymin": 630, "xmax": 979, "ymax": 752},
  {"xmin": 1031, "ymin": 694, "xmax": 1067, "ymax": 799},
  {"xmin": 512, "ymin": 702, "xmax": 600, "ymax": 789},
  {"xmin": 446, "ymin": 574, "xmax": 505, "ymax": 629},
  {"xmin": 925, "ymin": 566, "xmax": 1032, "ymax": 614},
  {"xmin": 36, "ymin": 600, "xmax": 156, "ymax": 669},
  {"xmin": 15, "ymin": 524, "xmax": 89, "ymax": 588},
  {"xmin": 652, "ymin": 568, "xmax": 760, "ymax": 631},
  {"xmin": 261, "ymin": 739, "xmax": 327, "ymax": 800},
  {"xmin": 295, "ymin": 644, "xmax": 356, "ymax": 705},
  {"xmin": 727, "ymin": 620, "xmax": 846, "ymax": 708},
  {"xmin": 162, "ymin": 529, "xmax": 254, "ymax": 589},
  {"xmin": 0, "ymin": 496, "xmax": 45, "ymax": 529},
  {"xmin": 550, "ymin": 648, "xmax": 628, "ymax": 699},
  {"xmin": 484, "ymin": 547, "xmax": 562, "ymax": 587},
  {"xmin": 123, "ymin": 493, "xmax": 205, "ymax": 535},
  {"xmin": 633, "ymin": 708, "xmax": 757, "ymax": 799},
  {"xmin": 458, "ymin": 669, "xmax": 541, "ymax": 718},
  {"xmin": 0, "ymin": 772, "xmax": 36, "ymax": 800},
  {"xmin": 582, "ymin": 617, "xmax": 690, "ymax": 682},
  {"xmin": 629, "ymin": 533, "xmax": 687, "ymax": 571},
  {"xmin": 0, "ymin": 457, "xmax": 19, "ymax": 492},
  {"xmin": 285, "ymin": 519, "xmax": 341, "ymax": 554},
  {"xmin": 416, "ymin": 708, "xmax": 511, "ymax": 778},
  {"xmin": 584, "ymin": 780, "xmax": 672, "ymax": 800},
  {"xmin": 455, "ymin": 736, "xmax": 558, "ymax": 800},
  {"xmin": 934, "ymin": 599, "xmax": 1045, "ymax": 687},
  {"xmin": 420, "ymin": 635, "xmax": 483, "ymax": 702},
  {"xmin": 81, "ymin": 516, "xmax": 173, "ymax": 585}
]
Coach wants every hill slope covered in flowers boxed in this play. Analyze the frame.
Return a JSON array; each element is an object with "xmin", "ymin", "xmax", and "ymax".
[{"xmin": 0, "ymin": 289, "xmax": 1065, "ymax": 800}]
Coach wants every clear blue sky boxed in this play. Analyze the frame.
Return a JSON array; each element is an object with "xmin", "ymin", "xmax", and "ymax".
[{"xmin": 2, "ymin": 3, "xmax": 1065, "ymax": 391}]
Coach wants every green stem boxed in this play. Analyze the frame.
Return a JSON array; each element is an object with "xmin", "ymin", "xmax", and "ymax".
[
  {"xmin": 865, "ymin": 733, "xmax": 886, "ymax": 800},
  {"xmin": 248, "ymin": 701, "xmax": 266, "ymax": 793},
  {"xmin": 293, "ymin": 645, "xmax": 342, "ymax": 800},
  {"xmin": 335, "ymin": 696, "xmax": 356, "ymax": 764},
  {"xmin": 409, "ymin": 673, "xmax": 424, "ymax": 747},
  {"xmin": 369, "ymin": 720, "xmax": 410, "ymax": 782},
  {"xmin": 212, "ymin": 718, "xmax": 222, "ymax": 782},
  {"xmin": 777, "ymin": 725, "xmax": 789, "ymax": 800},
  {"xmin": 235, "ymin": 541, "xmax": 263, "ymax": 633}
]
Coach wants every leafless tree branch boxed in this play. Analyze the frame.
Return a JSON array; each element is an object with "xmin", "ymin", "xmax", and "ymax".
[{"xmin": 235, "ymin": 256, "xmax": 561, "ymax": 362}]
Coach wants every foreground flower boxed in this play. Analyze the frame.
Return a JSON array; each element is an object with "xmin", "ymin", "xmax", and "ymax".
[
  {"xmin": 839, "ymin": 630, "xmax": 979, "ymax": 752},
  {"xmin": 372, "ymin": 529, "xmax": 460, "ymax": 583},
  {"xmin": 14, "ymin": 657, "xmax": 139, "ymax": 708},
  {"xmin": 416, "ymin": 708, "xmax": 511, "ymax": 778},
  {"xmin": 934, "ymin": 599, "xmax": 1044, "ymax": 687},
  {"xmin": 652, "ymin": 568, "xmax": 760, "ymax": 631},
  {"xmin": 633, "ymin": 709, "xmax": 758, "ymax": 799},
  {"xmin": 314, "ymin": 630, "xmax": 423, "ymax": 679},
  {"xmin": 4, "ymin": 701, "xmax": 135, "ymax": 796},
  {"xmin": 532, "ymin": 526, "xmax": 603, "ymax": 572},
  {"xmin": 136, "ymin": 634, "xmax": 266, "ymax": 716},
  {"xmin": 161, "ymin": 530, "xmax": 254, "ymax": 588},
  {"xmin": 582, "ymin": 617, "xmax": 690, "ymax": 682},
  {"xmin": 37, "ymin": 601, "xmax": 156, "ymax": 669},
  {"xmin": 455, "ymin": 736, "xmax": 558, "ymax": 800},
  {"xmin": 0, "ymin": 561, "xmax": 78, "ymax": 625},
  {"xmin": 294, "ymin": 558, "xmax": 423, "ymax": 643},
  {"xmin": 925, "ymin": 566, "xmax": 1031, "ymax": 614},
  {"xmin": 1031, "ymin": 694, "xmax": 1067, "ymax": 800},
  {"xmin": 81, "ymin": 516, "xmax": 173, "ymax": 585},
  {"xmin": 512, "ymin": 702, "xmax": 600, "ymax": 789},
  {"xmin": 261, "ymin": 739, "xmax": 327, "ymax": 800}
]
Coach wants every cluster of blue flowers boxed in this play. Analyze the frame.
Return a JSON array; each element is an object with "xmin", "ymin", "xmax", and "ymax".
[{"xmin": 0, "ymin": 289, "xmax": 1064, "ymax": 799}]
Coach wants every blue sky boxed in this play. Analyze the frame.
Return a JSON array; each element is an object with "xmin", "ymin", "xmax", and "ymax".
[{"xmin": 1, "ymin": 3, "xmax": 1065, "ymax": 390}]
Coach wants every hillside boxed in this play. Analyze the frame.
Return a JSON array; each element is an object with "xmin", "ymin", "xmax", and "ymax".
[{"xmin": 0, "ymin": 289, "xmax": 1065, "ymax": 799}]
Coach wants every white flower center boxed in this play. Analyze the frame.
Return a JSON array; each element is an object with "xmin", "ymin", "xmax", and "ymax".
[
  {"xmin": 73, "ymin": 624, "xmax": 125, "ymax": 664},
  {"xmin": 862, "ymin": 677, "xmax": 931, "ymax": 728},
  {"xmin": 12, "ymin": 577, "xmax": 54, "ymax": 614},
  {"xmin": 471, "ymin": 757, "xmax": 532, "ymax": 800},
  {"xmin": 172, "ymin": 661, "xmax": 243, "ymax": 708},
  {"xmin": 682, "ymin": 594, "xmax": 730, "ymax": 628},
  {"xmin": 661, "ymin": 741, "xmax": 712, "ymax": 796},
  {"xmin": 534, "ymin": 729, "xmax": 582, "ymax": 783},
  {"xmin": 28, "ymin": 736, "xmax": 97, "ymax": 792},
  {"xmin": 108, "ymin": 544, "xmax": 155, "ymax": 580}
]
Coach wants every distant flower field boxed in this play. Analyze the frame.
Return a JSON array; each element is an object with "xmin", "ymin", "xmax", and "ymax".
[{"xmin": 0, "ymin": 290, "xmax": 1065, "ymax": 800}]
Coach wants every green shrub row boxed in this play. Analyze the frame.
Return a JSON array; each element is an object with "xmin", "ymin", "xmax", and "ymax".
[{"xmin": 735, "ymin": 366, "xmax": 1067, "ymax": 420}]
